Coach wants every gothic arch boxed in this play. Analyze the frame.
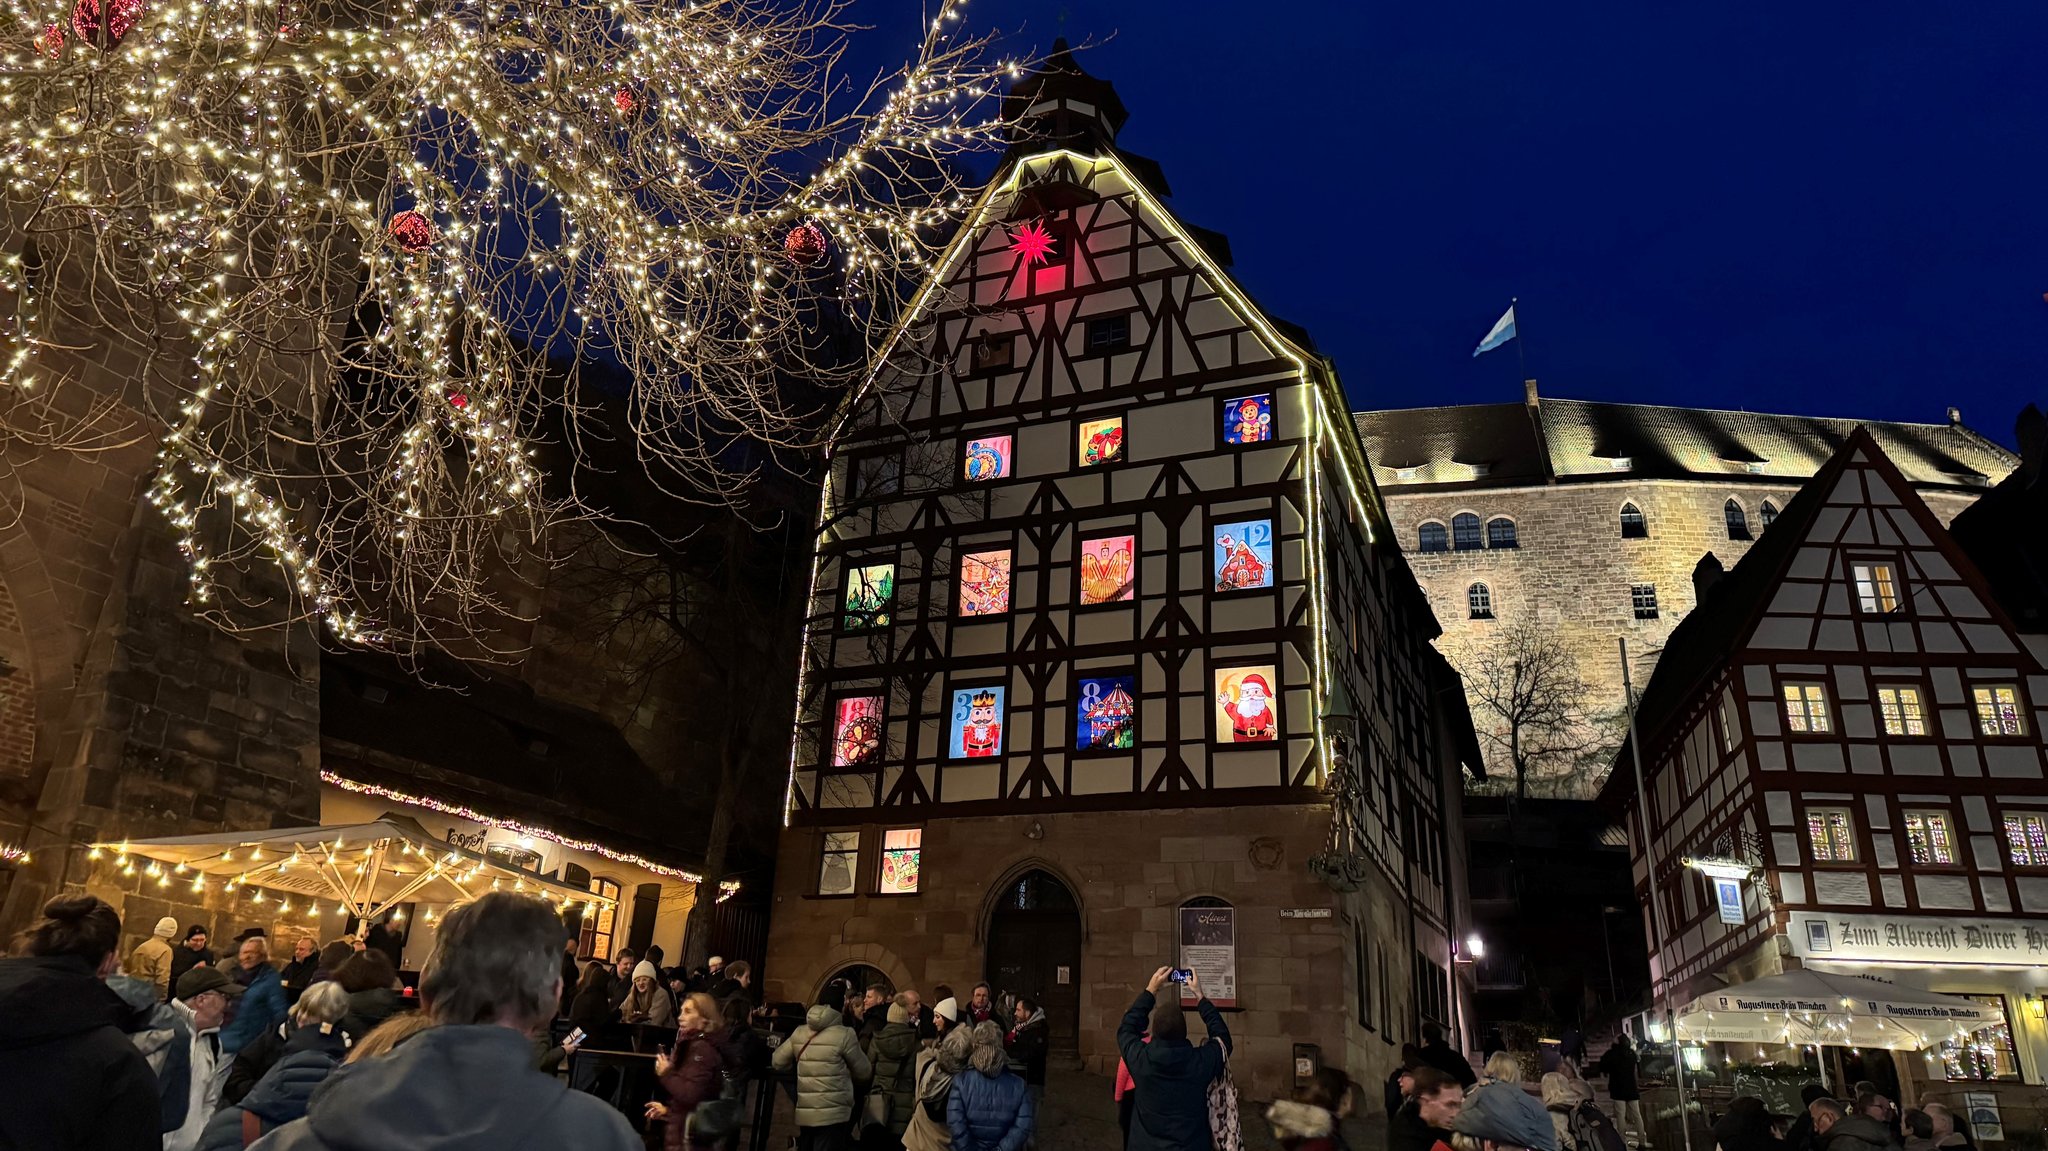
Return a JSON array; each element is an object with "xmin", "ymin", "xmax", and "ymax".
[{"xmin": 974, "ymin": 854, "xmax": 1090, "ymax": 945}]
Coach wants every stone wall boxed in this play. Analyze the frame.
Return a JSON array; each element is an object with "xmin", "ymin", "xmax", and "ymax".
[
  {"xmin": 764, "ymin": 803, "xmax": 1411, "ymax": 1102},
  {"xmin": 1383, "ymin": 479, "xmax": 1983, "ymax": 794}
]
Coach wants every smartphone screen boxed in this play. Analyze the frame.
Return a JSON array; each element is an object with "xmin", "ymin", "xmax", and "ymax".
[
  {"xmin": 565, "ymin": 1027, "xmax": 586, "ymax": 1047},
  {"xmin": 1169, "ymin": 968, "xmax": 1193, "ymax": 983}
]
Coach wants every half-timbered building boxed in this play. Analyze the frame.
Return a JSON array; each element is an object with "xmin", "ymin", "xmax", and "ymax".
[
  {"xmin": 1601, "ymin": 427, "xmax": 2048, "ymax": 1128},
  {"xmin": 765, "ymin": 47, "xmax": 1481, "ymax": 1097}
]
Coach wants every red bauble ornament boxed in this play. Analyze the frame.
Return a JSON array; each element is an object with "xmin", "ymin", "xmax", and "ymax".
[
  {"xmin": 388, "ymin": 210, "xmax": 437, "ymax": 253},
  {"xmin": 70, "ymin": 0, "xmax": 143, "ymax": 48},
  {"xmin": 783, "ymin": 222, "xmax": 828, "ymax": 268},
  {"xmin": 613, "ymin": 88, "xmax": 638, "ymax": 117},
  {"xmin": 447, "ymin": 392, "xmax": 469, "ymax": 409},
  {"xmin": 34, "ymin": 22, "xmax": 64, "ymax": 56}
]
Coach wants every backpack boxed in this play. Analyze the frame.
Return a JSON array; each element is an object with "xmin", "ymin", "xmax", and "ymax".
[
  {"xmin": 1207, "ymin": 1040, "xmax": 1243, "ymax": 1151},
  {"xmin": 1570, "ymin": 1101, "xmax": 1629, "ymax": 1151}
]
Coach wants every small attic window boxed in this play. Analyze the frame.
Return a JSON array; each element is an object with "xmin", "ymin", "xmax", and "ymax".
[
  {"xmin": 1745, "ymin": 461, "xmax": 1766, "ymax": 475},
  {"xmin": 1466, "ymin": 461, "xmax": 1493, "ymax": 478},
  {"xmin": 1085, "ymin": 314, "xmax": 1130, "ymax": 352},
  {"xmin": 1608, "ymin": 456, "xmax": 1634, "ymax": 471}
]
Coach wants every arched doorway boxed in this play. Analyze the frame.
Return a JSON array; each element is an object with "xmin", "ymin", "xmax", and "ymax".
[
  {"xmin": 819, "ymin": 964, "xmax": 890, "ymax": 1013},
  {"xmin": 985, "ymin": 869, "xmax": 1081, "ymax": 1057}
]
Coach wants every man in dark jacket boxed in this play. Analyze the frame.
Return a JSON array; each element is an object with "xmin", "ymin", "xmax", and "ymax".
[
  {"xmin": 1597, "ymin": 1034, "xmax": 1645, "ymax": 1146},
  {"xmin": 1005, "ymin": 996, "xmax": 1049, "ymax": 1088},
  {"xmin": 1783, "ymin": 1084, "xmax": 1832, "ymax": 1151},
  {"xmin": 1116, "ymin": 966, "xmax": 1232, "ymax": 1151},
  {"xmin": 277, "ymin": 936, "xmax": 321, "ymax": 1005},
  {"xmin": 1418, "ymin": 1020, "xmax": 1477, "ymax": 1088},
  {"xmin": 254, "ymin": 891, "xmax": 640, "ymax": 1151},
  {"xmin": 0, "ymin": 896, "xmax": 162, "ymax": 1151},
  {"xmin": 169, "ymin": 925, "xmax": 214, "ymax": 989},
  {"xmin": 1813, "ymin": 1097, "xmax": 1902, "ymax": 1151},
  {"xmin": 1388, "ymin": 1067, "xmax": 1463, "ymax": 1151}
]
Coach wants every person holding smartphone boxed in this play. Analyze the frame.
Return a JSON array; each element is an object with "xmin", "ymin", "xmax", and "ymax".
[
  {"xmin": 1116, "ymin": 966, "xmax": 1232, "ymax": 1151},
  {"xmin": 648, "ymin": 993, "xmax": 730, "ymax": 1151}
]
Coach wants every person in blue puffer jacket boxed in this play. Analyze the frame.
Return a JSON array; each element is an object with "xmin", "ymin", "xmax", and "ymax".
[
  {"xmin": 197, "ymin": 980, "xmax": 355, "ymax": 1151},
  {"xmin": 948, "ymin": 1022, "xmax": 1035, "ymax": 1151},
  {"xmin": 219, "ymin": 935, "xmax": 288, "ymax": 1056}
]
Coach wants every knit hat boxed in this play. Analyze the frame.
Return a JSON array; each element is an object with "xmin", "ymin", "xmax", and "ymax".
[
  {"xmin": 184, "ymin": 925, "xmax": 209, "ymax": 940},
  {"xmin": 153, "ymin": 916, "xmax": 178, "ymax": 939},
  {"xmin": 632, "ymin": 960, "xmax": 658, "ymax": 981},
  {"xmin": 934, "ymin": 997, "xmax": 960, "ymax": 1023},
  {"xmin": 1454, "ymin": 1081, "xmax": 1559, "ymax": 1151},
  {"xmin": 887, "ymin": 1002, "xmax": 912, "ymax": 1025},
  {"xmin": 708, "ymin": 956, "xmax": 724, "ymax": 967}
]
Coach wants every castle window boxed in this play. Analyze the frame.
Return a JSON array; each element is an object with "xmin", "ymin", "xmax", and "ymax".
[
  {"xmin": 1973, "ymin": 685, "xmax": 2027, "ymax": 737},
  {"xmin": 1759, "ymin": 500, "xmax": 1779, "ymax": 528},
  {"xmin": 1619, "ymin": 503, "xmax": 1648, "ymax": 539},
  {"xmin": 1725, "ymin": 500, "xmax": 1750, "ymax": 540},
  {"xmin": 1468, "ymin": 583, "xmax": 1494, "ymax": 620},
  {"xmin": 1877, "ymin": 686, "xmax": 1928, "ymax": 736},
  {"xmin": 1451, "ymin": 513, "xmax": 1482, "ymax": 551},
  {"xmin": 1783, "ymin": 683, "xmax": 1832, "ymax": 734},
  {"xmin": 1485, "ymin": 518, "xmax": 1518, "ymax": 549},
  {"xmin": 1852, "ymin": 562, "xmax": 1902, "ymax": 614},
  {"xmin": 1085, "ymin": 314, "xmax": 1131, "ymax": 352},
  {"xmin": 1806, "ymin": 807, "xmax": 1856, "ymax": 863},
  {"xmin": 1418, "ymin": 523, "xmax": 1448, "ymax": 554},
  {"xmin": 1631, "ymin": 584, "xmax": 1659, "ymax": 620},
  {"xmin": 1902, "ymin": 810, "xmax": 1958, "ymax": 867}
]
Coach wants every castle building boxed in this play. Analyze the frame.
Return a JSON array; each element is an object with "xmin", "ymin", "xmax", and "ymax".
[
  {"xmin": 1600, "ymin": 428, "xmax": 2048, "ymax": 1131},
  {"xmin": 766, "ymin": 47, "xmax": 1480, "ymax": 1098},
  {"xmin": 1355, "ymin": 383, "xmax": 2018, "ymax": 793}
]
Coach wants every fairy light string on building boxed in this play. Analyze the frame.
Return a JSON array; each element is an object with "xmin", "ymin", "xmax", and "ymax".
[{"xmin": 0, "ymin": 0, "xmax": 1025, "ymax": 658}]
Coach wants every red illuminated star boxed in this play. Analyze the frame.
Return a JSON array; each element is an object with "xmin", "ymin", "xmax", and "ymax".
[{"xmin": 1008, "ymin": 220, "xmax": 1057, "ymax": 267}]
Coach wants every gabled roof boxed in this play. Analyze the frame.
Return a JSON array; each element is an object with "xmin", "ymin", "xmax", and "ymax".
[
  {"xmin": 1595, "ymin": 426, "xmax": 1983, "ymax": 813},
  {"xmin": 1948, "ymin": 404, "xmax": 2048, "ymax": 633},
  {"xmin": 1355, "ymin": 391, "xmax": 2018, "ymax": 493}
]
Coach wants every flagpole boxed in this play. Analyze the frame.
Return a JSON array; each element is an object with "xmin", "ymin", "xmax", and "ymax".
[{"xmin": 1512, "ymin": 296, "xmax": 1527, "ymax": 381}]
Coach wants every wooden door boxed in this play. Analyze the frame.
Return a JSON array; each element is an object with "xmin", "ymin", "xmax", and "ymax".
[{"xmin": 985, "ymin": 871, "xmax": 1082, "ymax": 1056}]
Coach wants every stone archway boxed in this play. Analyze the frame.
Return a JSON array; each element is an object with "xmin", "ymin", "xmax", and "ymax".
[{"xmin": 984, "ymin": 868, "xmax": 1083, "ymax": 1058}]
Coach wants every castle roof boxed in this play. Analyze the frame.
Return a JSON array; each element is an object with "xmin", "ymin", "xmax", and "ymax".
[
  {"xmin": 1948, "ymin": 404, "xmax": 2048, "ymax": 633},
  {"xmin": 1354, "ymin": 390, "xmax": 2017, "ymax": 493}
]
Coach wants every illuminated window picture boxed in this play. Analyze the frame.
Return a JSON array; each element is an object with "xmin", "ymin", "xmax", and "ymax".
[
  {"xmin": 948, "ymin": 685, "xmax": 1005, "ymax": 759},
  {"xmin": 1214, "ymin": 665, "xmax": 1279, "ymax": 743},
  {"xmin": 957, "ymin": 548, "xmax": 1012, "ymax": 617},
  {"xmin": 831, "ymin": 696, "xmax": 884, "ymax": 767},
  {"xmin": 1214, "ymin": 519, "xmax": 1274, "ymax": 591},
  {"xmin": 1078, "ymin": 416, "xmax": 1125, "ymax": 467},
  {"xmin": 1075, "ymin": 674, "xmax": 1137, "ymax": 751},
  {"xmin": 1079, "ymin": 534, "xmax": 1136, "ymax": 605},
  {"xmin": 962, "ymin": 435, "xmax": 1012, "ymax": 482},
  {"xmin": 842, "ymin": 563, "xmax": 894, "ymax": 631},
  {"xmin": 1221, "ymin": 394, "xmax": 1273, "ymax": 445},
  {"xmin": 879, "ymin": 829, "xmax": 922, "ymax": 895}
]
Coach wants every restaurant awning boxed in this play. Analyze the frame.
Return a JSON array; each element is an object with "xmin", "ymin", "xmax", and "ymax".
[
  {"xmin": 97, "ymin": 817, "xmax": 613, "ymax": 926},
  {"xmin": 1676, "ymin": 968, "xmax": 1996, "ymax": 1051}
]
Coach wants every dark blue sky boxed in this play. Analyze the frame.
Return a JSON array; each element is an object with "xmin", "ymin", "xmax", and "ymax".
[{"xmin": 865, "ymin": 1, "xmax": 2045, "ymax": 444}]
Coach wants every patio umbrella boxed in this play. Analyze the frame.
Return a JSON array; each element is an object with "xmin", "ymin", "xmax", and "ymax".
[
  {"xmin": 1676, "ymin": 968, "xmax": 1997, "ymax": 1050},
  {"xmin": 96, "ymin": 816, "xmax": 613, "ymax": 933}
]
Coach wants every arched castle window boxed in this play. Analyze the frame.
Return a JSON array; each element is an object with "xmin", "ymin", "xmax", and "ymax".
[
  {"xmin": 1724, "ymin": 499, "xmax": 1751, "ymax": 541},
  {"xmin": 1418, "ymin": 523, "xmax": 1448, "ymax": 554},
  {"xmin": 1451, "ymin": 513, "xmax": 1482, "ymax": 551},
  {"xmin": 1759, "ymin": 500, "xmax": 1779, "ymax": 529},
  {"xmin": 1619, "ymin": 502, "xmax": 1648, "ymax": 539},
  {"xmin": 1468, "ymin": 583, "xmax": 1494, "ymax": 620},
  {"xmin": 1485, "ymin": 518, "xmax": 1517, "ymax": 549}
]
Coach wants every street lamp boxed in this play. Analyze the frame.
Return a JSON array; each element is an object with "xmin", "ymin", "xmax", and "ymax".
[{"xmin": 1465, "ymin": 934, "xmax": 1486, "ymax": 960}]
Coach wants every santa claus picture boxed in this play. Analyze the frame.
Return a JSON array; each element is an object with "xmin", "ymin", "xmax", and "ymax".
[{"xmin": 1216, "ymin": 669, "xmax": 1278, "ymax": 742}]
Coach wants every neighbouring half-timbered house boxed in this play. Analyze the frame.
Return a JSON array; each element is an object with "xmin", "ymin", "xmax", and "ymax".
[
  {"xmin": 1601, "ymin": 427, "xmax": 2048, "ymax": 1128},
  {"xmin": 764, "ymin": 46, "xmax": 1481, "ymax": 1097}
]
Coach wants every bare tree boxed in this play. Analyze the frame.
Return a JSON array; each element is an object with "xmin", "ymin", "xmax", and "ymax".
[{"xmin": 1451, "ymin": 621, "xmax": 1612, "ymax": 800}]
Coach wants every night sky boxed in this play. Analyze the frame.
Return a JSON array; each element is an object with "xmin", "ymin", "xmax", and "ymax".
[{"xmin": 862, "ymin": 2, "xmax": 2046, "ymax": 445}]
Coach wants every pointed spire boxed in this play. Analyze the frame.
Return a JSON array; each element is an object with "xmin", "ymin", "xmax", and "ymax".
[{"xmin": 1003, "ymin": 38, "xmax": 1129, "ymax": 154}]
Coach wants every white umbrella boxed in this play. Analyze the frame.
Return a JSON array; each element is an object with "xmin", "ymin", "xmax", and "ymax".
[
  {"xmin": 1677, "ymin": 969, "xmax": 1996, "ymax": 1051},
  {"xmin": 96, "ymin": 817, "xmax": 613, "ymax": 931}
]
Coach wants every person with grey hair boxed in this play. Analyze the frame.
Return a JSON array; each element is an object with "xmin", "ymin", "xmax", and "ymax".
[
  {"xmin": 905, "ymin": 1026, "xmax": 976, "ymax": 1151},
  {"xmin": 222, "ymin": 978, "xmax": 354, "ymax": 1107},
  {"xmin": 198, "ymin": 980, "xmax": 355, "ymax": 1149},
  {"xmin": 948, "ymin": 1021, "xmax": 1034, "ymax": 1151},
  {"xmin": 254, "ymin": 891, "xmax": 640, "ymax": 1150}
]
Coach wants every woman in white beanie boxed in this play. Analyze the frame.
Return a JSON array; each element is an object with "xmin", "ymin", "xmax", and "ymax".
[
  {"xmin": 622, "ymin": 960, "xmax": 675, "ymax": 1027},
  {"xmin": 128, "ymin": 916, "xmax": 180, "ymax": 1001}
]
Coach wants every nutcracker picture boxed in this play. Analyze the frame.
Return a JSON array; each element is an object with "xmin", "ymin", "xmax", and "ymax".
[
  {"xmin": 1214, "ymin": 666, "xmax": 1279, "ymax": 742},
  {"xmin": 949, "ymin": 684, "xmax": 1006, "ymax": 758}
]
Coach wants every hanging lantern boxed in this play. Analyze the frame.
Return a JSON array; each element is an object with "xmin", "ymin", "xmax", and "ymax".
[
  {"xmin": 388, "ymin": 210, "xmax": 437, "ymax": 254},
  {"xmin": 70, "ymin": 0, "xmax": 143, "ymax": 48},
  {"xmin": 783, "ymin": 222, "xmax": 828, "ymax": 268}
]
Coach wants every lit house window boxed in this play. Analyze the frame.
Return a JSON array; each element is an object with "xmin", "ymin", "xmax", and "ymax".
[
  {"xmin": 1418, "ymin": 523, "xmax": 1448, "ymax": 554},
  {"xmin": 579, "ymin": 877, "xmax": 621, "ymax": 960},
  {"xmin": 1938, "ymin": 995, "xmax": 2022, "ymax": 1082},
  {"xmin": 1902, "ymin": 810, "xmax": 1957, "ymax": 866},
  {"xmin": 1468, "ymin": 583, "xmax": 1494, "ymax": 620},
  {"xmin": 1725, "ymin": 500, "xmax": 1750, "ymax": 541},
  {"xmin": 1876, "ymin": 686, "xmax": 1928, "ymax": 736},
  {"xmin": 2005, "ymin": 813, "xmax": 2048, "ymax": 866},
  {"xmin": 1807, "ymin": 808, "xmax": 1856, "ymax": 863},
  {"xmin": 1452, "ymin": 513, "xmax": 1483, "ymax": 551},
  {"xmin": 879, "ymin": 829, "xmax": 922, "ymax": 894},
  {"xmin": 818, "ymin": 831, "xmax": 859, "ymax": 896},
  {"xmin": 1758, "ymin": 500, "xmax": 1779, "ymax": 528},
  {"xmin": 1853, "ymin": 563, "xmax": 1902, "ymax": 614},
  {"xmin": 1783, "ymin": 683, "xmax": 1832, "ymax": 734},
  {"xmin": 1620, "ymin": 503, "xmax": 1649, "ymax": 539},
  {"xmin": 1973, "ymin": 685, "xmax": 2027, "ymax": 736},
  {"xmin": 1631, "ymin": 584, "xmax": 1659, "ymax": 620},
  {"xmin": 1486, "ymin": 518, "xmax": 1518, "ymax": 548}
]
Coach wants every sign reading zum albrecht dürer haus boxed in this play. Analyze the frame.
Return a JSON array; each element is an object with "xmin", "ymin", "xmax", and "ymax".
[{"xmin": 1788, "ymin": 911, "xmax": 2048, "ymax": 966}]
